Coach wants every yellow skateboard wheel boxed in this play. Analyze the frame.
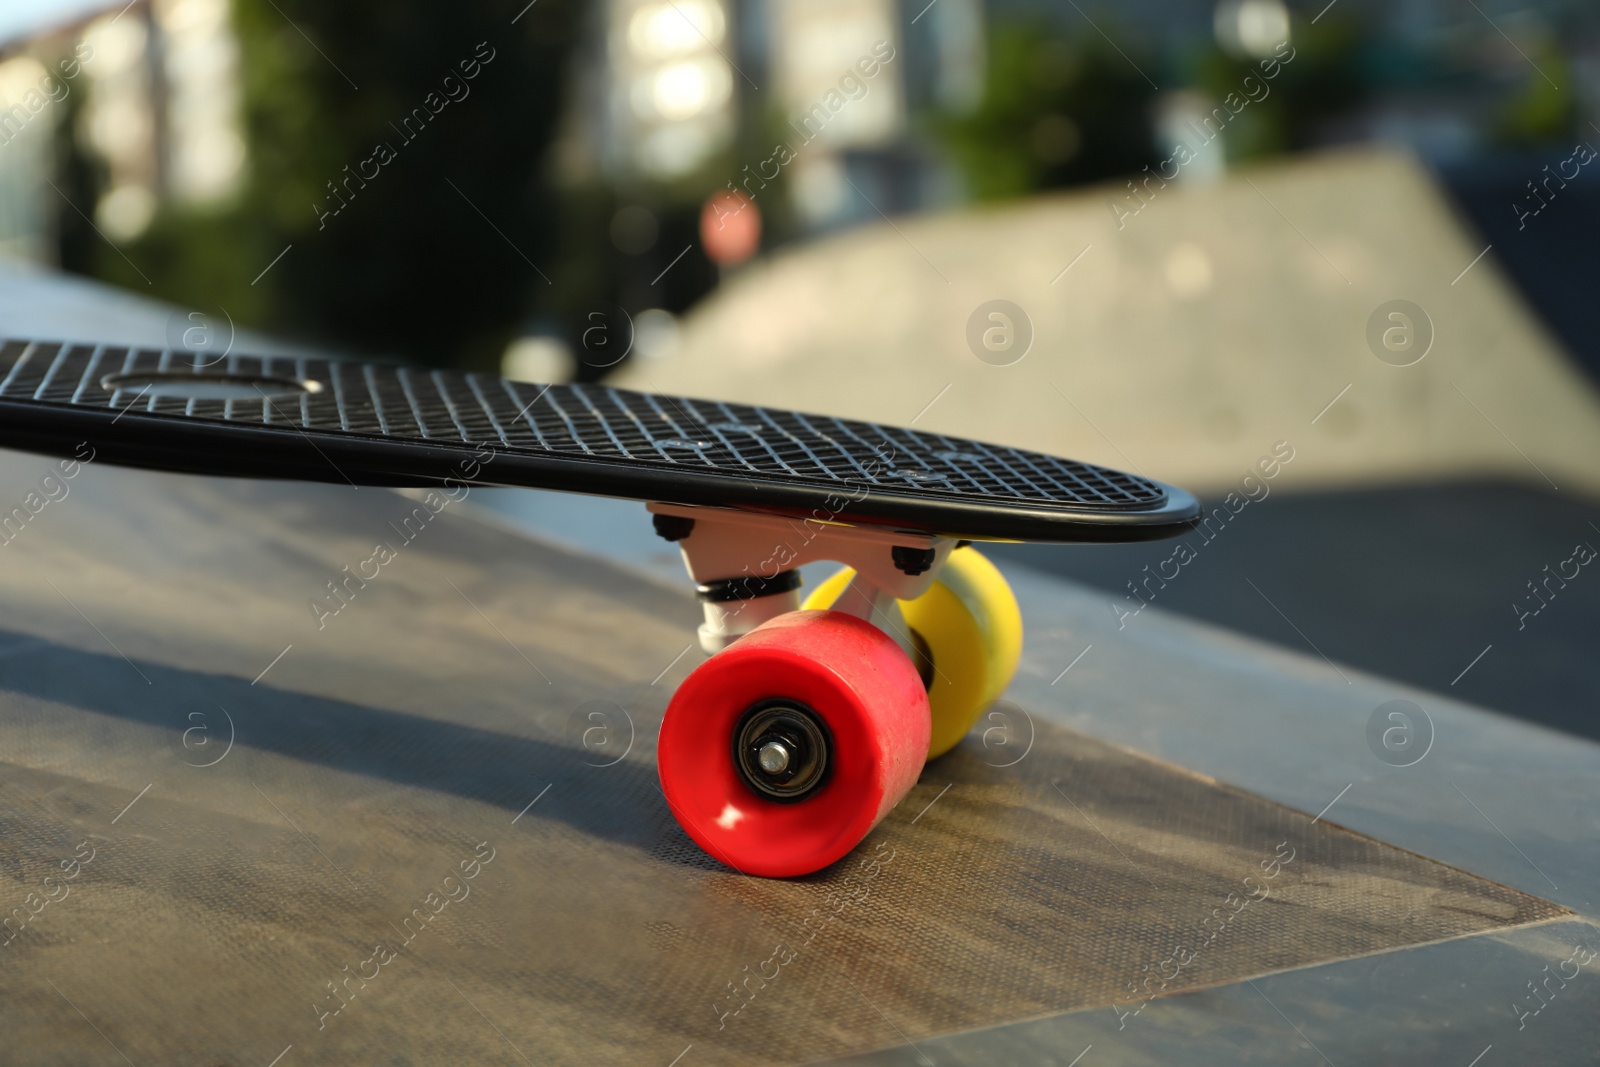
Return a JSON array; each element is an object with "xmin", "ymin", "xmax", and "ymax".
[{"xmin": 802, "ymin": 545, "xmax": 1023, "ymax": 759}]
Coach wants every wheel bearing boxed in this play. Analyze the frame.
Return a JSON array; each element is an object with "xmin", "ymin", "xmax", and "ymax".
[{"xmin": 733, "ymin": 701, "xmax": 831, "ymax": 802}]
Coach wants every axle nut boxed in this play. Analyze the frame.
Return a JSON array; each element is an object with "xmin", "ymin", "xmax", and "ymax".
[{"xmin": 757, "ymin": 741, "xmax": 791, "ymax": 774}]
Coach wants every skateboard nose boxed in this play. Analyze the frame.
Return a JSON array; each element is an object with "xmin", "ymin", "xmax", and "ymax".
[{"xmin": 757, "ymin": 740, "xmax": 791, "ymax": 775}]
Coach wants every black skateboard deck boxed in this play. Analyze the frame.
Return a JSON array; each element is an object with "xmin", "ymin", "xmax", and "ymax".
[{"xmin": 0, "ymin": 338, "xmax": 1198, "ymax": 542}]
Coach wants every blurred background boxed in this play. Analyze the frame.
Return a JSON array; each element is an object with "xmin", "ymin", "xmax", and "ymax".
[{"xmin": 1, "ymin": 0, "xmax": 1597, "ymax": 737}]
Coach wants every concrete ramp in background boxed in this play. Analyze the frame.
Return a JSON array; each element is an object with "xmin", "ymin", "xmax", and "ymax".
[{"xmin": 612, "ymin": 148, "xmax": 1600, "ymax": 499}]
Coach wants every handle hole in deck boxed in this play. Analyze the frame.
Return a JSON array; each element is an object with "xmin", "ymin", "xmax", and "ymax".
[{"xmin": 100, "ymin": 372, "xmax": 323, "ymax": 401}]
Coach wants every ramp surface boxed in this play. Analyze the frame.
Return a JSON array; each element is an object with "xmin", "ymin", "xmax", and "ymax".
[{"xmin": 0, "ymin": 457, "xmax": 1565, "ymax": 1065}]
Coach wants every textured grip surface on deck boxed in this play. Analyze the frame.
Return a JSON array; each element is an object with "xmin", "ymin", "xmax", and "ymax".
[{"xmin": 0, "ymin": 338, "xmax": 1166, "ymax": 512}]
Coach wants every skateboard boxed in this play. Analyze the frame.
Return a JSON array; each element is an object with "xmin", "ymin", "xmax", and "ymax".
[{"xmin": 0, "ymin": 338, "xmax": 1199, "ymax": 877}]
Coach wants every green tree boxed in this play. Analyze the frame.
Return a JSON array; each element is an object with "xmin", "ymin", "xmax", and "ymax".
[
  {"xmin": 63, "ymin": 0, "xmax": 582, "ymax": 371},
  {"xmin": 935, "ymin": 23, "xmax": 1160, "ymax": 202}
]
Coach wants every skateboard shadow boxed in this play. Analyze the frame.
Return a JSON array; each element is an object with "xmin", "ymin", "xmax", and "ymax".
[{"xmin": 0, "ymin": 628, "xmax": 686, "ymax": 860}]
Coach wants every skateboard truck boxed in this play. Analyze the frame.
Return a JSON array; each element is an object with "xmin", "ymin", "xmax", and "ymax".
[{"xmin": 648, "ymin": 502, "xmax": 953, "ymax": 660}]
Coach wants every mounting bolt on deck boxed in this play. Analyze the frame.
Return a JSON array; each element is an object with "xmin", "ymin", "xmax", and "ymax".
[
  {"xmin": 892, "ymin": 545, "xmax": 938, "ymax": 576},
  {"xmin": 652, "ymin": 514, "xmax": 696, "ymax": 542}
]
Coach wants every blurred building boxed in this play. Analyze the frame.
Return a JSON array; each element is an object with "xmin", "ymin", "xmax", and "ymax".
[
  {"xmin": 0, "ymin": 0, "xmax": 244, "ymax": 260},
  {"xmin": 569, "ymin": 0, "xmax": 980, "ymax": 227},
  {"xmin": 84, "ymin": 0, "xmax": 245, "ymax": 238},
  {"xmin": 604, "ymin": 0, "xmax": 737, "ymax": 180}
]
